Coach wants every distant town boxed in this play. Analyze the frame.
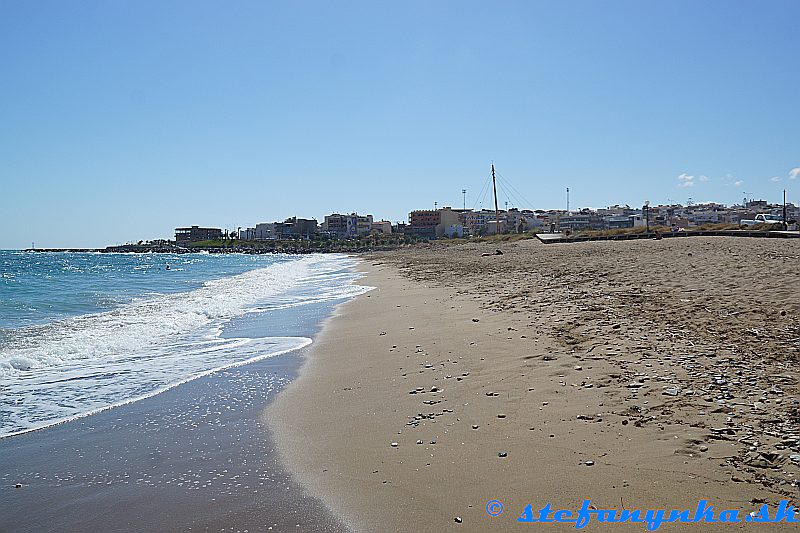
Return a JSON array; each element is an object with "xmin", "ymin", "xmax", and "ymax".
[{"xmin": 170, "ymin": 198, "xmax": 799, "ymax": 245}]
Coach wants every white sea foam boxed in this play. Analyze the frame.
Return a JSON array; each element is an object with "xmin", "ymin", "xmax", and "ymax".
[
  {"xmin": 0, "ymin": 255, "xmax": 366, "ymax": 376},
  {"xmin": 0, "ymin": 336, "xmax": 312, "ymax": 438},
  {"xmin": 0, "ymin": 254, "xmax": 372, "ymax": 437}
]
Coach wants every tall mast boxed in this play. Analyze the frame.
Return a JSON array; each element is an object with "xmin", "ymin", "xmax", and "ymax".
[{"xmin": 492, "ymin": 163, "xmax": 500, "ymax": 234}]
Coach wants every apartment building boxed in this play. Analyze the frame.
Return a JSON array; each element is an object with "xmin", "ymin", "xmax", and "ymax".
[{"xmin": 175, "ymin": 226, "xmax": 223, "ymax": 243}]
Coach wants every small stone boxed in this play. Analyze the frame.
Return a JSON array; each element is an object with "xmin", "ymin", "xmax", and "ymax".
[
  {"xmin": 663, "ymin": 387, "xmax": 681, "ymax": 396},
  {"xmin": 454, "ymin": 517, "xmax": 462, "ymax": 523},
  {"xmin": 699, "ymin": 445, "xmax": 708, "ymax": 452},
  {"xmin": 498, "ymin": 451, "xmax": 508, "ymax": 458},
  {"xmin": 584, "ymin": 460, "xmax": 595, "ymax": 466},
  {"xmin": 574, "ymin": 365, "xmax": 583, "ymax": 371},
  {"xmin": 472, "ymin": 318, "xmax": 479, "ymax": 322},
  {"xmin": 472, "ymin": 425, "xmax": 479, "ymax": 430},
  {"xmin": 710, "ymin": 427, "xmax": 736, "ymax": 435},
  {"xmin": 15, "ymin": 483, "xmax": 22, "ymax": 488},
  {"xmin": 391, "ymin": 442, "xmax": 398, "ymax": 448},
  {"xmin": 497, "ymin": 414, "xmax": 506, "ymax": 419},
  {"xmin": 416, "ymin": 440, "xmax": 423, "ymax": 445}
]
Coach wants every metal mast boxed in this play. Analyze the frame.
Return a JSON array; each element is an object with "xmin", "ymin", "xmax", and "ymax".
[
  {"xmin": 784, "ymin": 189, "xmax": 788, "ymax": 230},
  {"xmin": 492, "ymin": 164, "xmax": 500, "ymax": 234}
]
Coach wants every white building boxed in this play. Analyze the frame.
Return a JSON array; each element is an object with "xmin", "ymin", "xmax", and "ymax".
[
  {"xmin": 238, "ymin": 227, "xmax": 256, "ymax": 240},
  {"xmin": 255, "ymin": 222, "xmax": 279, "ymax": 240},
  {"xmin": 371, "ymin": 221, "xmax": 392, "ymax": 234}
]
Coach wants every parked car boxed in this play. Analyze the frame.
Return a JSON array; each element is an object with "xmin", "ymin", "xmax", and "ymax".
[{"xmin": 739, "ymin": 214, "xmax": 784, "ymax": 227}]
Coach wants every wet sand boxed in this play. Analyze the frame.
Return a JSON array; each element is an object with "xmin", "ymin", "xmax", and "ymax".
[
  {"xmin": 0, "ymin": 303, "xmax": 347, "ymax": 532},
  {"xmin": 268, "ymin": 237, "xmax": 800, "ymax": 531}
]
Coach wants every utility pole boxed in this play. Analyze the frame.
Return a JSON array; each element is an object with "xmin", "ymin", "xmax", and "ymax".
[
  {"xmin": 462, "ymin": 189, "xmax": 467, "ymax": 210},
  {"xmin": 492, "ymin": 163, "xmax": 500, "ymax": 234},
  {"xmin": 644, "ymin": 201, "xmax": 650, "ymax": 233}
]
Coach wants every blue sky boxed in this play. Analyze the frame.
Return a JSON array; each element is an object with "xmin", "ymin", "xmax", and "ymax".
[{"xmin": 2, "ymin": 1, "xmax": 798, "ymax": 248}]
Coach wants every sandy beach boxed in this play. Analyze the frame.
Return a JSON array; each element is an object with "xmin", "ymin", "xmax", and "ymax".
[{"xmin": 268, "ymin": 236, "xmax": 800, "ymax": 531}]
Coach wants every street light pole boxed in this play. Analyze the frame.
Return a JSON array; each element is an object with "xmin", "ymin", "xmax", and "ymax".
[{"xmin": 784, "ymin": 189, "xmax": 788, "ymax": 231}]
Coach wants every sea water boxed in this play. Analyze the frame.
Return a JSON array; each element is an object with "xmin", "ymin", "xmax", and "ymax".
[{"xmin": 0, "ymin": 251, "xmax": 369, "ymax": 438}]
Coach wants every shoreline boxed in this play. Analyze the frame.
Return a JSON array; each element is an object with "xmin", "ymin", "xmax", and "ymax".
[
  {"xmin": 268, "ymin": 237, "xmax": 800, "ymax": 531},
  {"xmin": 0, "ymin": 300, "xmax": 349, "ymax": 532},
  {"xmin": 16, "ymin": 226, "xmax": 800, "ymax": 255}
]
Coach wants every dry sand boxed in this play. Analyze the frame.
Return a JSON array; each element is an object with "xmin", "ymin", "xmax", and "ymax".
[{"xmin": 267, "ymin": 237, "xmax": 800, "ymax": 531}]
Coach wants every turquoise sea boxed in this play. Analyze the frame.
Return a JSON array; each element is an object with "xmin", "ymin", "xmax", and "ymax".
[{"xmin": 0, "ymin": 251, "xmax": 369, "ymax": 437}]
